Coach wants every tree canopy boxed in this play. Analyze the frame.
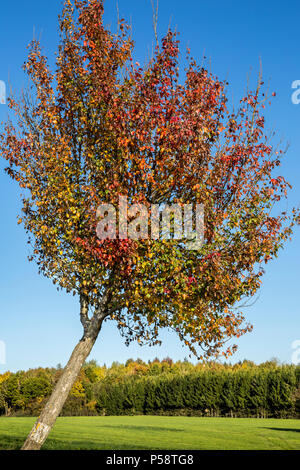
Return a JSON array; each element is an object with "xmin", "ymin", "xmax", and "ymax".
[{"xmin": 1, "ymin": 0, "xmax": 298, "ymax": 362}]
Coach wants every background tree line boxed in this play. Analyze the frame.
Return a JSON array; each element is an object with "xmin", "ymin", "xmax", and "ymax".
[{"xmin": 0, "ymin": 358, "xmax": 299, "ymax": 419}]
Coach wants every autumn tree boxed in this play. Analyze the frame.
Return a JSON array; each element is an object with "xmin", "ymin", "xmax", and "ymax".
[{"xmin": 0, "ymin": 0, "xmax": 298, "ymax": 450}]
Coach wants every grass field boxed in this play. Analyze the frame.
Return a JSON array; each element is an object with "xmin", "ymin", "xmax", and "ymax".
[{"xmin": 0, "ymin": 416, "xmax": 299, "ymax": 450}]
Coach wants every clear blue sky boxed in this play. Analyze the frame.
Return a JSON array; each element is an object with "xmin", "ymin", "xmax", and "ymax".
[{"xmin": 0, "ymin": 0, "xmax": 299, "ymax": 372}]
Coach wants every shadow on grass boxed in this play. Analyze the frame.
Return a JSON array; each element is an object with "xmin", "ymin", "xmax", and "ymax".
[
  {"xmin": 42, "ymin": 438, "xmax": 155, "ymax": 450},
  {"xmin": 0, "ymin": 434, "xmax": 24, "ymax": 450},
  {"xmin": 0, "ymin": 434, "xmax": 153, "ymax": 451},
  {"xmin": 266, "ymin": 428, "xmax": 300, "ymax": 433},
  {"xmin": 0, "ymin": 427, "xmax": 184, "ymax": 451},
  {"xmin": 100, "ymin": 425, "xmax": 185, "ymax": 432}
]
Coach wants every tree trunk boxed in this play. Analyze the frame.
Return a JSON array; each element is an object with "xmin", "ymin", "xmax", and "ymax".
[{"xmin": 21, "ymin": 322, "xmax": 102, "ymax": 450}]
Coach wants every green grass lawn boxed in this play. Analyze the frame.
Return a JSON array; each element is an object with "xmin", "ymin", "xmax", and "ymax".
[{"xmin": 0, "ymin": 416, "xmax": 299, "ymax": 450}]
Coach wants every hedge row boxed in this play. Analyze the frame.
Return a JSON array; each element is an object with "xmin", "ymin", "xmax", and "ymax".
[
  {"xmin": 1, "ymin": 362, "xmax": 299, "ymax": 418},
  {"xmin": 94, "ymin": 367, "xmax": 300, "ymax": 418}
]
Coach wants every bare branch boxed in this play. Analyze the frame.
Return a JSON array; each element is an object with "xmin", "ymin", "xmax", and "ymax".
[{"xmin": 150, "ymin": 0, "xmax": 159, "ymax": 48}]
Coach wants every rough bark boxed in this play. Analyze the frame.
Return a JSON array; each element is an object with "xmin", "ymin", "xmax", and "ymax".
[{"xmin": 21, "ymin": 308, "xmax": 104, "ymax": 450}]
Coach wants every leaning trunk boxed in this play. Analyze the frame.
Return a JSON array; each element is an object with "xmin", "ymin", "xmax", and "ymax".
[{"xmin": 21, "ymin": 326, "xmax": 101, "ymax": 450}]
